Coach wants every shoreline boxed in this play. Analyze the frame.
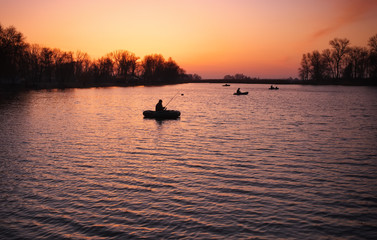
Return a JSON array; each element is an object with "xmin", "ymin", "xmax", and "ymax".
[
  {"xmin": 1, "ymin": 78, "xmax": 376, "ymax": 91},
  {"xmin": 191, "ymin": 78, "xmax": 377, "ymax": 86}
]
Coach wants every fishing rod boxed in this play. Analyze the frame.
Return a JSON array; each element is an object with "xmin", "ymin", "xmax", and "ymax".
[{"xmin": 164, "ymin": 91, "xmax": 181, "ymax": 109}]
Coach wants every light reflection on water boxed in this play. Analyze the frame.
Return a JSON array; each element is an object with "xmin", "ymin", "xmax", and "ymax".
[{"xmin": 1, "ymin": 84, "xmax": 377, "ymax": 239}]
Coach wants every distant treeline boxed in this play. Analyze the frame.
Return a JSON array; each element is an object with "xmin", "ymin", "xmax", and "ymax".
[
  {"xmin": 223, "ymin": 73, "xmax": 254, "ymax": 81},
  {"xmin": 0, "ymin": 24, "xmax": 202, "ymax": 89},
  {"xmin": 299, "ymin": 34, "xmax": 377, "ymax": 84}
]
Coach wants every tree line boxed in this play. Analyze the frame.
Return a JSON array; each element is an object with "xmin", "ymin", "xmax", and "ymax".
[
  {"xmin": 299, "ymin": 34, "xmax": 377, "ymax": 84},
  {"xmin": 224, "ymin": 73, "xmax": 253, "ymax": 80},
  {"xmin": 0, "ymin": 24, "xmax": 201, "ymax": 89}
]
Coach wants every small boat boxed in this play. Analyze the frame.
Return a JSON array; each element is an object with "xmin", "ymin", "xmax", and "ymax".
[
  {"xmin": 223, "ymin": 84, "xmax": 230, "ymax": 86},
  {"xmin": 143, "ymin": 110, "xmax": 181, "ymax": 119},
  {"xmin": 233, "ymin": 92, "xmax": 248, "ymax": 95}
]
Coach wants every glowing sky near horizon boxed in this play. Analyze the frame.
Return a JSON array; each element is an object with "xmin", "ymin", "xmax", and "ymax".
[{"xmin": 1, "ymin": 0, "xmax": 376, "ymax": 78}]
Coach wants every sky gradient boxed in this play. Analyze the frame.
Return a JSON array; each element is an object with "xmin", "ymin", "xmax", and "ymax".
[{"xmin": 1, "ymin": 0, "xmax": 377, "ymax": 79}]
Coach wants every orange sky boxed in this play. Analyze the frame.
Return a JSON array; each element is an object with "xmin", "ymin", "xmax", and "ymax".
[{"xmin": 1, "ymin": 0, "xmax": 376, "ymax": 78}]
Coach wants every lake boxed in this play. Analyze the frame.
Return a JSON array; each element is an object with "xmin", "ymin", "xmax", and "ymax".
[{"xmin": 1, "ymin": 83, "xmax": 377, "ymax": 239}]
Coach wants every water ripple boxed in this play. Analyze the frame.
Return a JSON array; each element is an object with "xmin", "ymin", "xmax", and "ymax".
[{"xmin": 1, "ymin": 84, "xmax": 377, "ymax": 239}]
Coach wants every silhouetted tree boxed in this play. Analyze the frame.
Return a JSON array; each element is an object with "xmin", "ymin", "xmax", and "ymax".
[
  {"xmin": 321, "ymin": 49, "xmax": 336, "ymax": 79},
  {"xmin": 0, "ymin": 24, "xmax": 29, "ymax": 84},
  {"xmin": 141, "ymin": 54, "xmax": 165, "ymax": 82},
  {"xmin": 298, "ymin": 53, "xmax": 310, "ymax": 81},
  {"xmin": 345, "ymin": 46, "xmax": 369, "ymax": 80},
  {"xmin": 309, "ymin": 50, "xmax": 326, "ymax": 81},
  {"xmin": 329, "ymin": 38, "xmax": 350, "ymax": 80},
  {"xmin": 75, "ymin": 50, "xmax": 92, "ymax": 85},
  {"xmin": 52, "ymin": 49, "xmax": 75, "ymax": 86},
  {"xmin": 110, "ymin": 50, "xmax": 139, "ymax": 83},
  {"xmin": 25, "ymin": 44, "xmax": 43, "ymax": 86},
  {"xmin": 186, "ymin": 74, "xmax": 202, "ymax": 81},
  {"xmin": 40, "ymin": 47, "xmax": 54, "ymax": 83},
  {"xmin": 97, "ymin": 56, "xmax": 114, "ymax": 82},
  {"xmin": 193, "ymin": 74, "xmax": 202, "ymax": 80},
  {"xmin": 368, "ymin": 34, "xmax": 377, "ymax": 52},
  {"xmin": 140, "ymin": 54, "xmax": 186, "ymax": 83},
  {"xmin": 163, "ymin": 57, "xmax": 185, "ymax": 82},
  {"xmin": 235, "ymin": 73, "xmax": 251, "ymax": 80},
  {"xmin": 368, "ymin": 34, "xmax": 377, "ymax": 80},
  {"xmin": 223, "ymin": 73, "xmax": 251, "ymax": 80}
]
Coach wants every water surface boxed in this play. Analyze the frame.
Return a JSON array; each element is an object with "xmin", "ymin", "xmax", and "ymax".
[{"xmin": 1, "ymin": 84, "xmax": 377, "ymax": 239}]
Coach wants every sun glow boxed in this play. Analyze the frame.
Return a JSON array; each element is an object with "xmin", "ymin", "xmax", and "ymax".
[{"xmin": 1, "ymin": 0, "xmax": 377, "ymax": 78}]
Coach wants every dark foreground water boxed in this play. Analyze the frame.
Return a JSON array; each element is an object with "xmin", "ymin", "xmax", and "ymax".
[{"xmin": 1, "ymin": 83, "xmax": 377, "ymax": 239}]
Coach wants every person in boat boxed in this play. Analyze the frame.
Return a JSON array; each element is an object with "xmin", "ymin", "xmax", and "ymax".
[
  {"xmin": 236, "ymin": 88, "xmax": 241, "ymax": 94},
  {"xmin": 155, "ymin": 99, "xmax": 166, "ymax": 111}
]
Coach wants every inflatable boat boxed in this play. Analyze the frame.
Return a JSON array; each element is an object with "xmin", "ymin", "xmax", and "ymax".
[{"xmin": 143, "ymin": 110, "xmax": 181, "ymax": 119}]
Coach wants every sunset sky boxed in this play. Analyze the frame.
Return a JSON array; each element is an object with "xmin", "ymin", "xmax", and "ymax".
[{"xmin": 1, "ymin": 0, "xmax": 377, "ymax": 79}]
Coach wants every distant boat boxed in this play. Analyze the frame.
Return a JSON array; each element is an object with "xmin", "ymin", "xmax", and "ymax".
[
  {"xmin": 233, "ymin": 91, "xmax": 248, "ymax": 95},
  {"xmin": 143, "ymin": 110, "xmax": 181, "ymax": 119},
  {"xmin": 223, "ymin": 84, "xmax": 230, "ymax": 86},
  {"xmin": 269, "ymin": 85, "xmax": 279, "ymax": 90}
]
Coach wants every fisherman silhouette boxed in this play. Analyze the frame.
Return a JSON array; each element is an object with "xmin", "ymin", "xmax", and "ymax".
[{"xmin": 155, "ymin": 99, "xmax": 165, "ymax": 111}]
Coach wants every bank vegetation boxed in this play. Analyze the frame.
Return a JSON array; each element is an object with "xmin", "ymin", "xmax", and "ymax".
[
  {"xmin": 298, "ymin": 34, "xmax": 377, "ymax": 85},
  {"xmin": 0, "ymin": 24, "xmax": 201, "ymax": 89}
]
